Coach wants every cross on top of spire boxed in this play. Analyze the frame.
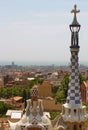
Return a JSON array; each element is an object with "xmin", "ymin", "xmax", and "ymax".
[
  {"xmin": 71, "ymin": 4, "xmax": 80, "ymax": 18},
  {"xmin": 70, "ymin": 4, "xmax": 80, "ymax": 27}
]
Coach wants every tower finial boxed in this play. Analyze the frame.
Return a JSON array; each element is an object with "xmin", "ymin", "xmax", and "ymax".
[
  {"xmin": 71, "ymin": 4, "xmax": 80, "ymax": 17},
  {"xmin": 70, "ymin": 4, "xmax": 80, "ymax": 26}
]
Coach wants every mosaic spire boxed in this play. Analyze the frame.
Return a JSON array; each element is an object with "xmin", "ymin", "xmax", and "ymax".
[
  {"xmin": 66, "ymin": 50, "xmax": 82, "ymax": 108},
  {"xmin": 66, "ymin": 5, "xmax": 82, "ymax": 108},
  {"xmin": 61, "ymin": 5, "xmax": 87, "ymax": 127}
]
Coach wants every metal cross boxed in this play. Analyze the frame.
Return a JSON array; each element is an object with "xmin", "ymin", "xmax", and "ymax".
[{"xmin": 71, "ymin": 4, "xmax": 80, "ymax": 17}]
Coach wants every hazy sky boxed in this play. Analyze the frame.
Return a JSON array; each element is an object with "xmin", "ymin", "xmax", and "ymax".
[{"xmin": 0, "ymin": 0, "xmax": 88, "ymax": 65}]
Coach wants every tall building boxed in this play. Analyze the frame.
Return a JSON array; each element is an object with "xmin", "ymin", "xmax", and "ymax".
[{"xmin": 61, "ymin": 5, "xmax": 87, "ymax": 130}]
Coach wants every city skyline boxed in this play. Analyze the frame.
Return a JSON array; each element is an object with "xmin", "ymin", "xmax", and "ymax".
[{"xmin": 0, "ymin": 0, "xmax": 88, "ymax": 65}]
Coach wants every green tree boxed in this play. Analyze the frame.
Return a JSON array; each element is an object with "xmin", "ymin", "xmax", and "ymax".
[
  {"xmin": 60, "ymin": 74, "xmax": 69, "ymax": 98},
  {"xmin": 34, "ymin": 77, "xmax": 43, "ymax": 84},
  {"xmin": 52, "ymin": 85, "xmax": 59, "ymax": 94},
  {"xmin": 28, "ymin": 80, "xmax": 35, "ymax": 88},
  {"xmin": 79, "ymin": 73, "xmax": 86, "ymax": 84},
  {"xmin": 28, "ymin": 77, "xmax": 43, "ymax": 88},
  {"xmin": 55, "ymin": 73, "xmax": 87, "ymax": 103},
  {"xmin": 55, "ymin": 90, "xmax": 65, "ymax": 102},
  {"xmin": 0, "ymin": 86, "xmax": 30, "ymax": 99},
  {"xmin": 22, "ymin": 89, "xmax": 27, "ymax": 108},
  {"xmin": 0, "ymin": 102, "xmax": 15, "ymax": 117}
]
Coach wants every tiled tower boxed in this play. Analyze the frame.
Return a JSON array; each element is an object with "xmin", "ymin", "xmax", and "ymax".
[{"xmin": 61, "ymin": 5, "xmax": 87, "ymax": 130}]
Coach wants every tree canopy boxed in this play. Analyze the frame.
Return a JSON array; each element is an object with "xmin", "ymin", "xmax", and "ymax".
[
  {"xmin": 0, "ymin": 102, "xmax": 15, "ymax": 117},
  {"xmin": 54, "ymin": 73, "xmax": 87, "ymax": 103}
]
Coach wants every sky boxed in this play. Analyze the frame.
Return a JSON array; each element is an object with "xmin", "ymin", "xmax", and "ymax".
[{"xmin": 0, "ymin": 0, "xmax": 88, "ymax": 65}]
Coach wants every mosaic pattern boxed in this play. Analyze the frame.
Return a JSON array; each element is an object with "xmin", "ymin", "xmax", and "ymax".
[
  {"xmin": 31, "ymin": 86, "xmax": 38, "ymax": 97},
  {"xmin": 66, "ymin": 51, "xmax": 81, "ymax": 105},
  {"xmin": 44, "ymin": 125, "xmax": 48, "ymax": 130}
]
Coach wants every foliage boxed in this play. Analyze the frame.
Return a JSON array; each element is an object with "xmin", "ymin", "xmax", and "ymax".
[
  {"xmin": 50, "ymin": 111, "xmax": 61, "ymax": 120},
  {"xmin": 52, "ymin": 85, "xmax": 59, "ymax": 94},
  {"xmin": 83, "ymin": 119, "xmax": 88, "ymax": 130},
  {"xmin": 0, "ymin": 102, "xmax": 15, "ymax": 117},
  {"xmin": 22, "ymin": 89, "xmax": 27, "ymax": 101},
  {"xmin": 28, "ymin": 77, "xmax": 43, "ymax": 88},
  {"xmin": 82, "ymin": 102, "xmax": 88, "ymax": 113},
  {"xmin": 54, "ymin": 73, "xmax": 87, "ymax": 103},
  {"xmin": 53, "ymin": 74, "xmax": 69, "ymax": 102},
  {"xmin": 55, "ymin": 90, "xmax": 65, "ymax": 102},
  {"xmin": 82, "ymin": 102, "xmax": 88, "ymax": 130},
  {"xmin": 0, "ymin": 77, "xmax": 43, "ymax": 99},
  {"xmin": 28, "ymin": 80, "xmax": 35, "ymax": 88},
  {"xmin": 79, "ymin": 73, "xmax": 86, "ymax": 84},
  {"xmin": 0, "ymin": 86, "xmax": 30, "ymax": 99},
  {"xmin": 34, "ymin": 77, "xmax": 43, "ymax": 84},
  {"xmin": 22, "ymin": 89, "xmax": 27, "ymax": 108},
  {"xmin": 60, "ymin": 74, "xmax": 69, "ymax": 98}
]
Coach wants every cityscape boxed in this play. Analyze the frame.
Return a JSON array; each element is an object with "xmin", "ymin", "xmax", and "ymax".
[{"xmin": 0, "ymin": 1, "xmax": 88, "ymax": 130}]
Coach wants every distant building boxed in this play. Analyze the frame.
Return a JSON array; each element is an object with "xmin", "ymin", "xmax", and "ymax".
[
  {"xmin": 3, "ymin": 75, "xmax": 14, "ymax": 87},
  {"xmin": 80, "ymin": 81, "xmax": 88, "ymax": 102},
  {"xmin": 0, "ymin": 76, "xmax": 4, "ymax": 87},
  {"xmin": 38, "ymin": 81, "xmax": 52, "ymax": 98},
  {"xmin": 43, "ymin": 99, "xmax": 62, "ymax": 111}
]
